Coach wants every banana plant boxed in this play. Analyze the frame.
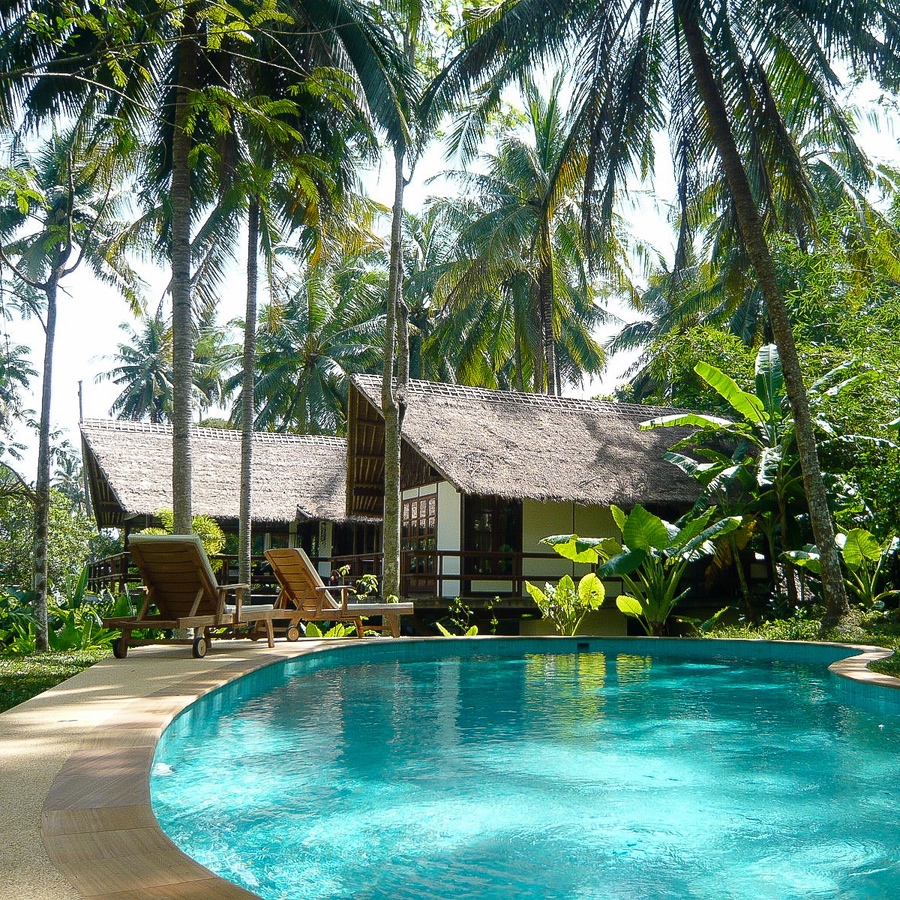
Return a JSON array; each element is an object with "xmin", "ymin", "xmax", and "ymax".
[
  {"xmin": 785, "ymin": 529, "xmax": 900, "ymax": 609},
  {"xmin": 640, "ymin": 344, "xmax": 862, "ymax": 610},
  {"xmin": 543, "ymin": 505, "xmax": 741, "ymax": 636}
]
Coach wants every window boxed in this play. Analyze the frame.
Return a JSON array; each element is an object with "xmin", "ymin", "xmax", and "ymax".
[
  {"xmin": 402, "ymin": 493, "xmax": 437, "ymax": 591},
  {"xmin": 463, "ymin": 496, "xmax": 522, "ymax": 582}
]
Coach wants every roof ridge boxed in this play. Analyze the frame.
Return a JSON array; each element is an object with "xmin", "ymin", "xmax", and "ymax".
[
  {"xmin": 351, "ymin": 375, "xmax": 691, "ymax": 416},
  {"xmin": 80, "ymin": 419, "xmax": 346, "ymax": 445}
]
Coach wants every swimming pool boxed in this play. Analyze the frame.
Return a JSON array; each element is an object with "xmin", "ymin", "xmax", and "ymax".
[{"xmin": 151, "ymin": 638, "xmax": 900, "ymax": 899}]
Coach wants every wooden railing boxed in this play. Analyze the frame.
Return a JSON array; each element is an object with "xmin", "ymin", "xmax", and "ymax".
[
  {"xmin": 88, "ymin": 547, "xmax": 616, "ymax": 602},
  {"xmin": 330, "ymin": 549, "xmax": 611, "ymax": 600}
]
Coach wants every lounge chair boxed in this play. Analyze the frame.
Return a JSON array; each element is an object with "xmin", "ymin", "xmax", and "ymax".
[
  {"xmin": 264, "ymin": 547, "xmax": 414, "ymax": 638},
  {"xmin": 104, "ymin": 534, "xmax": 280, "ymax": 658}
]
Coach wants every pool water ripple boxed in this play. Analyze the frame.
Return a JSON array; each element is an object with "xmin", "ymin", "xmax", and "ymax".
[{"xmin": 152, "ymin": 646, "xmax": 900, "ymax": 899}]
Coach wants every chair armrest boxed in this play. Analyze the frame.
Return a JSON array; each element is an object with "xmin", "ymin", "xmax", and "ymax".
[
  {"xmin": 218, "ymin": 583, "xmax": 251, "ymax": 619},
  {"xmin": 314, "ymin": 583, "xmax": 356, "ymax": 612}
]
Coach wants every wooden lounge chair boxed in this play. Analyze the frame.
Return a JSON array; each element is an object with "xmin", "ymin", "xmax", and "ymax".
[
  {"xmin": 104, "ymin": 534, "xmax": 280, "ymax": 658},
  {"xmin": 264, "ymin": 547, "xmax": 414, "ymax": 638}
]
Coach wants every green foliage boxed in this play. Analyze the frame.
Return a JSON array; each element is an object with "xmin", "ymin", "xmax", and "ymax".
[
  {"xmin": 785, "ymin": 529, "xmax": 900, "ymax": 609},
  {"xmin": 708, "ymin": 610, "xmax": 822, "ymax": 642},
  {"xmin": 543, "ymin": 505, "xmax": 740, "ymax": 636},
  {"xmin": 437, "ymin": 597, "xmax": 481, "ymax": 636},
  {"xmin": 0, "ymin": 489, "xmax": 103, "ymax": 594},
  {"xmin": 525, "ymin": 572, "xmax": 605, "ymax": 636},
  {"xmin": 304, "ymin": 621, "xmax": 357, "ymax": 638},
  {"xmin": 0, "ymin": 580, "xmax": 121, "ymax": 654},
  {"xmin": 355, "ymin": 573, "xmax": 379, "ymax": 597}
]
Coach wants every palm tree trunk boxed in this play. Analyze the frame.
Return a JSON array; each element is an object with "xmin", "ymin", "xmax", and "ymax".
[
  {"xmin": 382, "ymin": 146, "xmax": 406, "ymax": 600},
  {"xmin": 677, "ymin": 3, "xmax": 849, "ymax": 625},
  {"xmin": 32, "ymin": 273, "xmax": 58, "ymax": 652},
  {"xmin": 170, "ymin": 19, "xmax": 198, "ymax": 535},
  {"xmin": 538, "ymin": 223, "xmax": 558, "ymax": 395},
  {"xmin": 238, "ymin": 197, "xmax": 259, "ymax": 595}
]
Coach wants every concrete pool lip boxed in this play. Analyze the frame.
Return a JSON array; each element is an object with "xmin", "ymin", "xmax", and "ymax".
[{"xmin": 2, "ymin": 637, "xmax": 897, "ymax": 900}]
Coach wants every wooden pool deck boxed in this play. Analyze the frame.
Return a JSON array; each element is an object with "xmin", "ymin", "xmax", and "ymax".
[{"xmin": 0, "ymin": 640, "xmax": 327, "ymax": 899}]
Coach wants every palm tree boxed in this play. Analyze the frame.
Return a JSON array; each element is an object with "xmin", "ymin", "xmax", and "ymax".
[
  {"xmin": 0, "ymin": 338, "xmax": 35, "ymax": 448},
  {"xmin": 4, "ymin": 0, "xmax": 411, "ymax": 539},
  {"xmin": 0, "ymin": 128, "xmax": 140, "ymax": 649},
  {"xmin": 430, "ymin": 0, "xmax": 900, "ymax": 623},
  {"xmin": 234, "ymin": 255, "xmax": 385, "ymax": 435},
  {"xmin": 97, "ymin": 311, "xmax": 173, "ymax": 423},
  {"xmin": 432, "ymin": 76, "xmax": 607, "ymax": 394}
]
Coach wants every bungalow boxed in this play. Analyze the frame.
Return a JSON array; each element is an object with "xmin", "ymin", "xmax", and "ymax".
[
  {"xmin": 346, "ymin": 375, "xmax": 700, "ymax": 615},
  {"xmin": 80, "ymin": 419, "xmax": 378, "ymax": 578}
]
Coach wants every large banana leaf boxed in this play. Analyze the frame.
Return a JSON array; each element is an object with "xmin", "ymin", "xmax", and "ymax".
[
  {"xmin": 695, "ymin": 360, "xmax": 766, "ymax": 425},
  {"xmin": 621, "ymin": 504, "xmax": 670, "ymax": 552},
  {"xmin": 754, "ymin": 344, "xmax": 784, "ymax": 416},
  {"xmin": 640, "ymin": 412, "xmax": 733, "ymax": 430}
]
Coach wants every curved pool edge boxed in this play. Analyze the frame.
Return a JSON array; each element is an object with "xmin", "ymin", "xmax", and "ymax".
[{"xmin": 37, "ymin": 636, "xmax": 900, "ymax": 899}]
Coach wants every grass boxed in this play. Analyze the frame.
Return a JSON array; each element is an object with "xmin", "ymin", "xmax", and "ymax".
[
  {"xmin": 0, "ymin": 649, "xmax": 109, "ymax": 713},
  {"xmin": 708, "ymin": 612, "xmax": 900, "ymax": 679}
]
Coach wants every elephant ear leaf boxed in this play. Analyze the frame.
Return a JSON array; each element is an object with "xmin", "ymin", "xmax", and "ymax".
[
  {"xmin": 578, "ymin": 572, "xmax": 605, "ymax": 609},
  {"xmin": 783, "ymin": 547, "xmax": 821, "ymax": 576},
  {"xmin": 622, "ymin": 504, "xmax": 669, "ymax": 551},
  {"xmin": 542, "ymin": 534, "xmax": 601, "ymax": 563},
  {"xmin": 616, "ymin": 596, "xmax": 643, "ymax": 618},
  {"xmin": 841, "ymin": 529, "xmax": 882, "ymax": 568}
]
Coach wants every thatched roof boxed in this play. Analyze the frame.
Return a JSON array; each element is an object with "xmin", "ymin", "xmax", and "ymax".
[
  {"xmin": 347, "ymin": 376, "xmax": 699, "ymax": 517},
  {"xmin": 81, "ymin": 420, "xmax": 353, "ymax": 529}
]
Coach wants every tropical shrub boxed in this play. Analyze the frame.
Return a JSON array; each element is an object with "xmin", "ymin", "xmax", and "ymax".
[
  {"xmin": 0, "ymin": 489, "xmax": 107, "ymax": 594},
  {"xmin": 525, "ymin": 573, "xmax": 605, "ymax": 636},
  {"xmin": 544, "ymin": 505, "xmax": 740, "ymax": 636},
  {"xmin": 785, "ymin": 529, "xmax": 900, "ymax": 609},
  {"xmin": 139, "ymin": 509, "xmax": 226, "ymax": 569},
  {"xmin": 304, "ymin": 621, "xmax": 357, "ymax": 638}
]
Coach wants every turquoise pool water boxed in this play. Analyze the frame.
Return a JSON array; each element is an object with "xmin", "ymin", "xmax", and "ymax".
[{"xmin": 151, "ymin": 640, "xmax": 900, "ymax": 899}]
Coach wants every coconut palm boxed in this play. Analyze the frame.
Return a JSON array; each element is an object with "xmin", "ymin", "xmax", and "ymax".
[
  {"xmin": 433, "ymin": 75, "xmax": 607, "ymax": 394},
  {"xmin": 97, "ymin": 312, "xmax": 173, "ymax": 423},
  {"xmin": 232, "ymin": 254, "xmax": 385, "ymax": 435},
  {"xmin": 429, "ymin": 0, "xmax": 900, "ymax": 622},
  {"xmin": 0, "ymin": 128, "xmax": 140, "ymax": 649},
  {"xmin": 4, "ymin": 0, "xmax": 412, "ymax": 539}
]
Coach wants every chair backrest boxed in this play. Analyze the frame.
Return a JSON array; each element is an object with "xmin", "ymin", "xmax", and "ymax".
[
  {"xmin": 129, "ymin": 534, "xmax": 223, "ymax": 619},
  {"xmin": 264, "ymin": 547, "xmax": 341, "ymax": 615}
]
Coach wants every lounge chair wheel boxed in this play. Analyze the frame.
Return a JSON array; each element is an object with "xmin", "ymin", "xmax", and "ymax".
[
  {"xmin": 286, "ymin": 625, "xmax": 301, "ymax": 642},
  {"xmin": 192, "ymin": 636, "xmax": 208, "ymax": 658},
  {"xmin": 112, "ymin": 636, "xmax": 128, "ymax": 659}
]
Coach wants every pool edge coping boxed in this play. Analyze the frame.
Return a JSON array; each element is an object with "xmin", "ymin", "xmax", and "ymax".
[{"xmin": 36, "ymin": 636, "xmax": 900, "ymax": 899}]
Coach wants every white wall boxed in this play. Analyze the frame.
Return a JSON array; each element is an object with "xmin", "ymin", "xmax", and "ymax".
[
  {"xmin": 437, "ymin": 481, "xmax": 462, "ymax": 597},
  {"xmin": 522, "ymin": 501, "xmax": 622, "ymax": 598},
  {"xmin": 401, "ymin": 481, "xmax": 462, "ymax": 597}
]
